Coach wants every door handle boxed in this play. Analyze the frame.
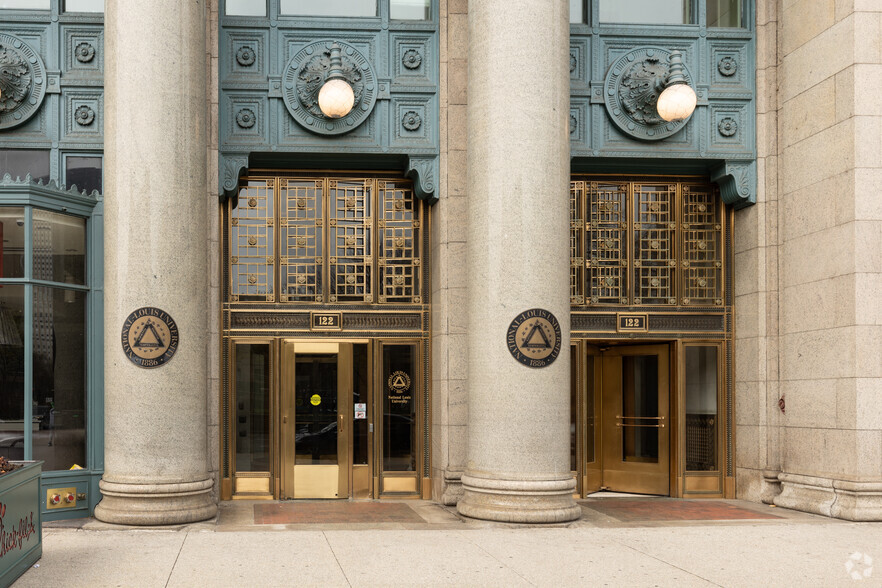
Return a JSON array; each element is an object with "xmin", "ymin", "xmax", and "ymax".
[{"xmin": 338, "ymin": 413, "xmax": 344, "ymax": 434}]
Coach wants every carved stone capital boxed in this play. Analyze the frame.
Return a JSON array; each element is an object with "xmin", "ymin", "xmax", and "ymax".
[
  {"xmin": 710, "ymin": 160, "xmax": 755, "ymax": 209},
  {"xmin": 405, "ymin": 156, "xmax": 437, "ymax": 203}
]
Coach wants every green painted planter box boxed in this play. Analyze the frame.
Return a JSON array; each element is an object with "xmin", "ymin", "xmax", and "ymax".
[{"xmin": 0, "ymin": 461, "xmax": 42, "ymax": 588}]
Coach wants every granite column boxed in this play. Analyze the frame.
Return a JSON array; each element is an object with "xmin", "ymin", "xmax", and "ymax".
[
  {"xmin": 457, "ymin": 0, "xmax": 580, "ymax": 522},
  {"xmin": 95, "ymin": 0, "xmax": 216, "ymax": 525}
]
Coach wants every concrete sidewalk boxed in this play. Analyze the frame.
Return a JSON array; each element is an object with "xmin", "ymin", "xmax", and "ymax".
[{"xmin": 13, "ymin": 500, "xmax": 882, "ymax": 587}]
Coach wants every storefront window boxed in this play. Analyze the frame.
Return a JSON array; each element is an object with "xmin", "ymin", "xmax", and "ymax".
[
  {"xmin": 32, "ymin": 287, "xmax": 86, "ymax": 470},
  {"xmin": 280, "ymin": 0, "xmax": 377, "ymax": 17},
  {"xmin": 0, "ymin": 205, "xmax": 93, "ymax": 471},
  {"xmin": 0, "ymin": 207, "xmax": 25, "ymax": 279},
  {"xmin": 685, "ymin": 346, "xmax": 718, "ymax": 471},
  {"xmin": 0, "ymin": 286, "xmax": 25, "ymax": 461},
  {"xmin": 599, "ymin": 0, "xmax": 693, "ymax": 25}
]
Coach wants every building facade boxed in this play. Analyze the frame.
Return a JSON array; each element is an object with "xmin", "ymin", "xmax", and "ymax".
[{"xmin": 0, "ymin": 0, "xmax": 879, "ymax": 523}]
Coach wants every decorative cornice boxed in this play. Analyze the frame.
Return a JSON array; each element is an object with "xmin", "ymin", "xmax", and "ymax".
[{"xmin": 0, "ymin": 173, "xmax": 101, "ymax": 209}]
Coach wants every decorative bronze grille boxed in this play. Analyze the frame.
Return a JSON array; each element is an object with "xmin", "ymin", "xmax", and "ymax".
[
  {"xmin": 230, "ymin": 179, "xmax": 275, "ymax": 302},
  {"xmin": 228, "ymin": 174, "xmax": 424, "ymax": 305},
  {"xmin": 570, "ymin": 178, "xmax": 725, "ymax": 307}
]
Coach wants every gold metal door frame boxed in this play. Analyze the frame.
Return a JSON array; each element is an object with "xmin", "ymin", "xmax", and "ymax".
[
  {"xmin": 599, "ymin": 344, "xmax": 671, "ymax": 495},
  {"xmin": 227, "ymin": 338, "xmax": 275, "ymax": 499},
  {"xmin": 375, "ymin": 339, "xmax": 423, "ymax": 497},
  {"xmin": 280, "ymin": 340, "xmax": 352, "ymax": 499}
]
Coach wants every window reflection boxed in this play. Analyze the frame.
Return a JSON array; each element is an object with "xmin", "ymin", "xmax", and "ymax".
[
  {"xmin": 600, "ymin": 0, "xmax": 693, "ymax": 25},
  {"xmin": 280, "ymin": 0, "xmax": 376, "ymax": 17},
  {"xmin": 0, "ymin": 286, "xmax": 25, "ymax": 461},
  {"xmin": 383, "ymin": 344, "xmax": 416, "ymax": 471},
  {"xmin": 33, "ymin": 209, "xmax": 86, "ymax": 285},
  {"xmin": 0, "ymin": 207, "xmax": 25, "ymax": 279},
  {"xmin": 685, "ymin": 346, "xmax": 717, "ymax": 470},
  {"xmin": 32, "ymin": 287, "xmax": 86, "ymax": 471},
  {"xmin": 235, "ymin": 344, "xmax": 270, "ymax": 472},
  {"xmin": 225, "ymin": 0, "xmax": 266, "ymax": 16},
  {"xmin": 64, "ymin": 0, "xmax": 103, "ymax": 12},
  {"xmin": 65, "ymin": 156, "xmax": 103, "ymax": 195},
  {"xmin": 0, "ymin": 150, "xmax": 50, "ymax": 185},
  {"xmin": 707, "ymin": 0, "xmax": 741, "ymax": 27},
  {"xmin": 0, "ymin": 0, "xmax": 49, "ymax": 9},
  {"xmin": 391, "ymin": 0, "xmax": 430, "ymax": 20}
]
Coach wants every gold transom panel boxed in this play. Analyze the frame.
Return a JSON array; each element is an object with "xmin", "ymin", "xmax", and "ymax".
[
  {"xmin": 228, "ymin": 174, "xmax": 424, "ymax": 305},
  {"xmin": 570, "ymin": 178, "xmax": 725, "ymax": 307}
]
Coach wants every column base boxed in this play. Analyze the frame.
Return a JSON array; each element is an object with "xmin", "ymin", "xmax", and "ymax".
[
  {"xmin": 94, "ymin": 478, "xmax": 217, "ymax": 526},
  {"xmin": 775, "ymin": 473, "xmax": 882, "ymax": 521},
  {"xmin": 457, "ymin": 473, "xmax": 581, "ymax": 523}
]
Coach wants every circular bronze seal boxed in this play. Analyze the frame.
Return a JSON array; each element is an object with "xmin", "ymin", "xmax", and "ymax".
[
  {"xmin": 121, "ymin": 307, "xmax": 179, "ymax": 369},
  {"xmin": 506, "ymin": 309, "xmax": 562, "ymax": 368}
]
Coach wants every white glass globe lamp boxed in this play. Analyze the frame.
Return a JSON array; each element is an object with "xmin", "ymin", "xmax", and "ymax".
[
  {"xmin": 318, "ymin": 78, "xmax": 355, "ymax": 119},
  {"xmin": 318, "ymin": 43, "xmax": 355, "ymax": 119},
  {"xmin": 656, "ymin": 50, "xmax": 697, "ymax": 123}
]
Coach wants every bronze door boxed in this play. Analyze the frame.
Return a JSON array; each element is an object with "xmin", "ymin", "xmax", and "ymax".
[
  {"xmin": 599, "ymin": 344, "xmax": 670, "ymax": 495},
  {"xmin": 281, "ymin": 341, "xmax": 351, "ymax": 499},
  {"xmin": 576, "ymin": 343, "xmax": 671, "ymax": 496}
]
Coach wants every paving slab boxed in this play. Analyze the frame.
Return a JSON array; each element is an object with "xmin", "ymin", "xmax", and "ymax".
[
  {"xmin": 166, "ymin": 531, "xmax": 348, "ymax": 588},
  {"xmin": 13, "ymin": 529, "xmax": 185, "ymax": 588},
  {"xmin": 324, "ymin": 529, "xmax": 531, "ymax": 587}
]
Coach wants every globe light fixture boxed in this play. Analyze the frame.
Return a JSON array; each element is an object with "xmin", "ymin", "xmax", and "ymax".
[
  {"xmin": 656, "ymin": 50, "xmax": 697, "ymax": 123},
  {"xmin": 318, "ymin": 43, "xmax": 355, "ymax": 119}
]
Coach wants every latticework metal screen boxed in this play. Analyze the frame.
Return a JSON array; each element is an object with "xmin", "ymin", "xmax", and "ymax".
[{"xmin": 570, "ymin": 178, "xmax": 724, "ymax": 307}]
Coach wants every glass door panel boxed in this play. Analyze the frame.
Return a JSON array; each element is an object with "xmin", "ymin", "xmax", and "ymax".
[
  {"xmin": 582, "ymin": 344, "xmax": 602, "ymax": 495},
  {"xmin": 232, "ymin": 342, "xmax": 272, "ymax": 495},
  {"xmin": 380, "ymin": 342, "xmax": 419, "ymax": 494}
]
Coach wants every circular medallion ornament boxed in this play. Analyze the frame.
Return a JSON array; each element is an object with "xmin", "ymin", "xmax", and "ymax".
[
  {"xmin": 121, "ymin": 307, "xmax": 180, "ymax": 369},
  {"xmin": 603, "ymin": 47, "xmax": 695, "ymax": 141},
  {"xmin": 506, "ymin": 309, "xmax": 562, "ymax": 369},
  {"xmin": 0, "ymin": 33, "xmax": 47, "ymax": 130},
  {"xmin": 388, "ymin": 370, "xmax": 411, "ymax": 394},
  {"xmin": 282, "ymin": 40, "xmax": 377, "ymax": 136}
]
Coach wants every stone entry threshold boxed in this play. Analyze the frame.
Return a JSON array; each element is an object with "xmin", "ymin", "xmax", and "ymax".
[{"xmin": 580, "ymin": 497, "xmax": 782, "ymax": 522}]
